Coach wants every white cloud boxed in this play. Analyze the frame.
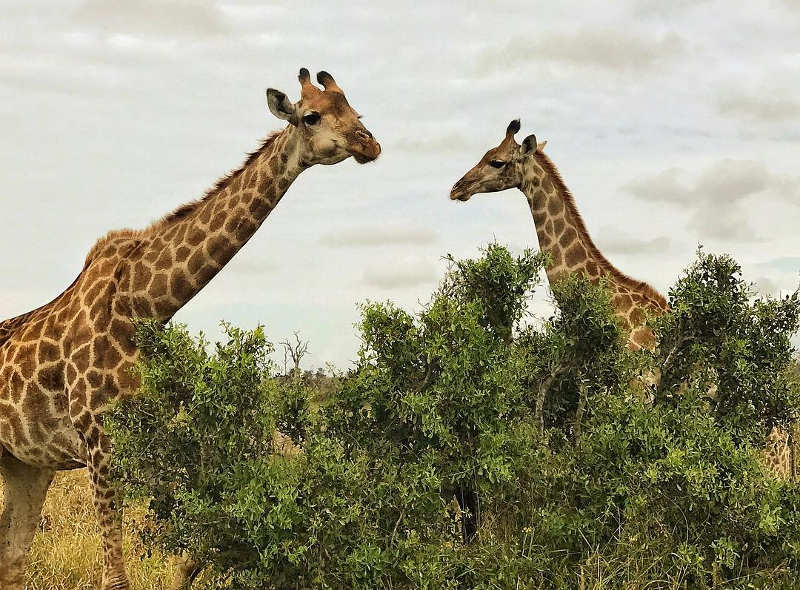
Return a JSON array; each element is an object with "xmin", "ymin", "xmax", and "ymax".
[
  {"xmin": 759, "ymin": 257, "xmax": 800, "ymax": 273},
  {"xmin": 718, "ymin": 92, "xmax": 800, "ymax": 123},
  {"xmin": 626, "ymin": 160, "xmax": 778, "ymax": 206},
  {"xmin": 320, "ymin": 225, "xmax": 438, "ymax": 248},
  {"xmin": 631, "ymin": 0, "xmax": 711, "ymax": 16},
  {"xmin": 595, "ymin": 229, "xmax": 671, "ymax": 255},
  {"xmin": 624, "ymin": 160, "xmax": 799, "ymax": 241},
  {"xmin": 362, "ymin": 258, "xmax": 438, "ymax": 289},
  {"xmin": 624, "ymin": 168, "xmax": 691, "ymax": 204},
  {"xmin": 388, "ymin": 133, "xmax": 472, "ymax": 153},
  {"xmin": 694, "ymin": 160, "xmax": 771, "ymax": 202},
  {"xmin": 476, "ymin": 28, "xmax": 685, "ymax": 75},
  {"xmin": 72, "ymin": 0, "xmax": 227, "ymax": 38}
]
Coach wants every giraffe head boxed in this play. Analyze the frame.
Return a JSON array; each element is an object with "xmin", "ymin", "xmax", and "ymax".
[
  {"xmin": 266, "ymin": 68, "xmax": 381, "ymax": 166},
  {"xmin": 450, "ymin": 119, "xmax": 547, "ymax": 201}
]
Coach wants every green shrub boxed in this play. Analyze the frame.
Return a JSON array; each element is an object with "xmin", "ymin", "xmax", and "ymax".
[
  {"xmin": 108, "ymin": 245, "xmax": 800, "ymax": 589},
  {"xmin": 653, "ymin": 249, "xmax": 800, "ymax": 444}
]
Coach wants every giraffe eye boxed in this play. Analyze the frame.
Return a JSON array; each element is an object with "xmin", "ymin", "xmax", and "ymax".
[
  {"xmin": 489, "ymin": 160, "xmax": 506, "ymax": 169},
  {"xmin": 302, "ymin": 112, "xmax": 321, "ymax": 126}
]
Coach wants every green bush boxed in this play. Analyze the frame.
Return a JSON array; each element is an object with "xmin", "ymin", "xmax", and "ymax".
[
  {"xmin": 515, "ymin": 272, "xmax": 633, "ymax": 436},
  {"xmin": 517, "ymin": 390, "xmax": 800, "ymax": 588},
  {"xmin": 108, "ymin": 245, "xmax": 800, "ymax": 589},
  {"xmin": 653, "ymin": 249, "xmax": 800, "ymax": 444},
  {"xmin": 332, "ymin": 245, "xmax": 547, "ymax": 508},
  {"xmin": 107, "ymin": 320, "xmax": 461, "ymax": 588}
]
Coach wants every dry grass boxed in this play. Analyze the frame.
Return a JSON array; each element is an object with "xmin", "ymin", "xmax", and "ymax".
[{"xmin": 1, "ymin": 469, "xmax": 176, "ymax": 590}]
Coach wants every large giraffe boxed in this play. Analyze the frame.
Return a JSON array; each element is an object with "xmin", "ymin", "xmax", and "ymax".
[
  {"xmin": 449, "ymin": 119, "xmax": 793, "ymax": 479},
  {"xmin": 0, "ymin": 68, "xmax": 380, "ymax": 590},
  {"xmin": 450, "ymin": 119, "xmax": 667, "ymax": 348}
]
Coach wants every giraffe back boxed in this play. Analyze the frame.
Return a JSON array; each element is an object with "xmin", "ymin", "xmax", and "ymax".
[{"xmin": 0, "ymin": 312, "xmax": 38, "ymax": 348}]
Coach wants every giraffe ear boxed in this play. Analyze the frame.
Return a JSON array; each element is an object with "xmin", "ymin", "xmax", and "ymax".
[
  {"xmin": 267, "ymin": 88, "xmax": 297, "ymax": 123},
  {"xmin": 520, "ymin": 134, "xmax": 538, "ymax": 155}
]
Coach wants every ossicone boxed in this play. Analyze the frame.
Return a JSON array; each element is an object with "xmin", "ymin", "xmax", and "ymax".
[
  {"xmin": 506, "ymin": 119, "xmax": 521, "ymax": 137},
  {"xmin": 298, "ymin": 67, "xmax": 321, "ymax": 97},
  {"xmin": 316, "ymin": 70, "xmax": 343, "ymax": 94}
]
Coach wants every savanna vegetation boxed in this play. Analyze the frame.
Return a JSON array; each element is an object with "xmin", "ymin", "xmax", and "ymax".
[{"xmin": 10, "ymin": 244, "xmax": 800, "ymax": 589}]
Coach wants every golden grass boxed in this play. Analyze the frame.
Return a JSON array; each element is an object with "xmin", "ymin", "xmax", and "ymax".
[{"xmin": 1, "ymin": 469, "xmax": 176, "ymax": 590}]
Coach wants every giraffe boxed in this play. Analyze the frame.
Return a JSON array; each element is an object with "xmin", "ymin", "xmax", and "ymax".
[
  {"xmin": 446, "ymin": 120, "xmax": 667, "ymax": 543},
  {"xmin": 450, "ymin": 119, "xmax": 668, "ymax": 348},
  {"xmin": 449, "ymin": 119, "xmax": 793, "ymax": 479},
  {"xmin": 0, "ymin": 68, "xmax": 380, "ymax": 590}
]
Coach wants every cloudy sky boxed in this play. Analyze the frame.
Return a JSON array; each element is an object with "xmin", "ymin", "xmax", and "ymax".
[{"xmin": 1, "ymin": 1, "xmax": 798, "ymax": 369}]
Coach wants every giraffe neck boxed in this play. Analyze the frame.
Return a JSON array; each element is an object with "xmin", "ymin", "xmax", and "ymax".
[
  {"xmin": 519, "ymin": 154, "xmax": 601, "ymax": 285},
  {"xmin": 126, "ymin": 125, "xmax": 304, "ymax": 320},
  {"xmin": 517, "ymin": 153, "xmax": 668, "ymax": 349}
]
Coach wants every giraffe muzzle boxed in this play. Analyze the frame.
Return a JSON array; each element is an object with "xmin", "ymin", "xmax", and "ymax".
[
  {"xmin": 450, "ymin": 179, "xmax": 472, "ymax": 201},
  {"xmin": 348, "ymin": 140, "xmax": 381, "ymax": 164},
  {"xmin": 345, "ymin": 128, "xmax": 380, "ymax": 164}
]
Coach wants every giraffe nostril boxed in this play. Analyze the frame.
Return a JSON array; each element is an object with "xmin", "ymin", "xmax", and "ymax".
[{"xmin": 357, "ymin": 129, "xmax": 373, "ymax": 140}]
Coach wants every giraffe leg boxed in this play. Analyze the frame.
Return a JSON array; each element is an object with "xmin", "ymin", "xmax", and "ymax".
[
  {"xmin": 0, "ymin": 452, "xmax": 54, "ymax": 590},
  {"xmin": 85, "ymin": 432, "xmax": 130, "ymax": 590}
]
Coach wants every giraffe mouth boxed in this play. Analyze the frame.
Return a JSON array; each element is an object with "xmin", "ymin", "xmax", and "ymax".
[
  {"xmin": 348, "ymin": 145, "xmax": 381, "ymax": 164},
  {"xmin": 450, "ymin": 181, "xmax": 473, "ymax": 201},
  {"xmin": 351, "ymin": 151, "xmax": 375, "ymax": 164},
  {"xmin": 346, "ymin": 136, "xmax": 381, "ymax": 164}
]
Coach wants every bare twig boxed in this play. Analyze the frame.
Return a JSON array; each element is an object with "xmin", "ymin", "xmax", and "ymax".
[{"xmin": 280, "ymin": 331, "xmax": 310, "ymax": 376}]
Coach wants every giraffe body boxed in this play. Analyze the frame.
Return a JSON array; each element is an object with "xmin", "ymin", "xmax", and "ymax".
[{"xmin": 0, "ymin": 68, "xmax": 380, "ymax": 590}]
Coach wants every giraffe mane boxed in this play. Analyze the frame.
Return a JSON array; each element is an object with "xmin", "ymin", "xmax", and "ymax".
[
  {"xmin": 83, "ymin": 131, "xmax": 283, "ymax": 268},
  {"xmin": 534, "ymin": 152, "xmax": 669, "ymax": 310}
]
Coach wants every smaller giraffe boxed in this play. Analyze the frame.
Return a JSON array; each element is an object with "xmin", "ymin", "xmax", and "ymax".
[
  {"xmin": 450, "ymin": 119, "xmax": 668, "ymax": 349},
  {"xmin": 447, "ymin": 120, "xmax": 668, "ymax": 542},
  {"xmin": 449, "ymin": 119, "xmax": 793, "ymax": 479}
]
